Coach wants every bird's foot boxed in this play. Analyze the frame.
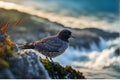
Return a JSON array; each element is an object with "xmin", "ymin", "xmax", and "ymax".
[
  {"xmin": 50, "ymin": 58, "xmax": 54, "ymax": 63},
  {"xmin": 46, "ymin": 56, "xmax": 49, "ymax": 61},
  {"xmin": 45, "ymin": 57, "xmax": 57, "ymax": 65},
  {"xmin": 50, "ymin": 58, "xmax": 55, "ymax": 65},
  {"xmin": 49, "ymin": 58, "xmax": 59, "ymax": 65},
  {"xmin": 46, "ymin": 57, "xmax": 49, "ymax": 61}
]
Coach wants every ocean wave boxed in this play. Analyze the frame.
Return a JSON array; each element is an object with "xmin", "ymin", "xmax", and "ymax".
[
  {"xmin": 55, "ymin": 37, "xmax": 120, "ymax": 70},
  {"xmin": 0, "ymin": 1, "xmax": 119, "ymax": 32}
]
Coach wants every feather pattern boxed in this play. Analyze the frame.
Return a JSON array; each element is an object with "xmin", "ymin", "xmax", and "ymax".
[{"xmin": 34, "ymin": 36, "xmax": 68, "ymax": 58}]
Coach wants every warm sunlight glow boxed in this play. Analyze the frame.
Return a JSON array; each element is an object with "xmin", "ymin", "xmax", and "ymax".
[{"xmin": 0, "ymin": 1, "xmax": 118, "ymax": 32}]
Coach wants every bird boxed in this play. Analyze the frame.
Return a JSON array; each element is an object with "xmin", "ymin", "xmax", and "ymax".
[{"xmin": 19, "ymin": 29, "xmax": 74, "ymax": 62}]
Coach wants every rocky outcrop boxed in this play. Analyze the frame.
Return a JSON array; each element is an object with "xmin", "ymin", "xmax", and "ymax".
[
  {"xmin": 82, "ymin": 28, "xmax": 119, "ymax": 39},
  {"xmin": 0, "ymin": 49, "xmax": 50, "ymax": 79},
  {"xmin": 41, "ymin": 58, "xmax": 85, "ymax": 79},
  {"xmin": 9, "ymin": 50, "xmax": 50, "ymax": 79},
  {"xmin": 0, "ymin": 48, "xmax": 85, "ymax": 79}
]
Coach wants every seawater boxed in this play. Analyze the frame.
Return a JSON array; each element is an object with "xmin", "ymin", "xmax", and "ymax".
[{"xmin": 54, "ymin": 37, "xmax": 120, "ymax": 78}]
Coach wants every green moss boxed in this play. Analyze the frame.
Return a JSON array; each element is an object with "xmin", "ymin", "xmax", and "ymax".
[
  {"xmin": 0, "ymin": 36, "xmax": 17, "ymax": 69},
  {"xmin": 40, "ymin": 58, "xmax": 85, "ymax": 79},
  {"xmin": 4, "ymin": 46, "xmax": 15, "ymax": 57},
  {"xmin": 0, "ymin": 46, "xmax": 17, "ymax": 69},
  {"xmin": 0, "ymin": 58, "xmax": 9, "ymax": 68}
]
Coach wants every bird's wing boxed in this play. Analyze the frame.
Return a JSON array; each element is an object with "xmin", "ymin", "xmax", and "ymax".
[{"xmin": 35, "ymin": 37, "xmax": 64, "ymax": 52}]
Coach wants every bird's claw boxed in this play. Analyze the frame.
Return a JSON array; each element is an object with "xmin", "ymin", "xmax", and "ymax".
[{"xmin": 46, "ymin": 57, "xmax": 56, "ymax": 65}]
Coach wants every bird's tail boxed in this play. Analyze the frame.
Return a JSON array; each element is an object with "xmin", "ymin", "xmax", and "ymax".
[{"xmin": 19, "ymin": 42, "xmax": 35, "ymax": 49}]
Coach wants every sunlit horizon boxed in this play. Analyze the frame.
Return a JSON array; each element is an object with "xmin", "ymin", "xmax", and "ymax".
[{"xmin": 0, "ymin": 1, "xmax": 119, "ymax": 32}]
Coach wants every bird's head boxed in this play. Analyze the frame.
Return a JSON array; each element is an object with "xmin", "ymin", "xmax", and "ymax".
[{"xmin": 57, "ymin": 29, "xmax": 74, "ymax": 42}]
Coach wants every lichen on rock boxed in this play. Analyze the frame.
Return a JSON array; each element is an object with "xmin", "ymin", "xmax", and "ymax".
[{"xmin": 40, "ymin": 58, "xmax": 85, "ymax": 79}]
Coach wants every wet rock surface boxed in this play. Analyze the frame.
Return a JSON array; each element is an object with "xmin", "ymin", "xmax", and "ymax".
[
  {"xmin": 9, "ymin": 50, "xmax": 50, "ymax": 79},
  {"xmin": 0, "ymin": 49, "xmax": 85, "ymax": 79},
  {"xmin": 0, "ymin": 50, "xmax": 50, "ymax": 79},
  {"xmin": 40, "ymin": 58, "xmax": 85, "ymax": 79}
]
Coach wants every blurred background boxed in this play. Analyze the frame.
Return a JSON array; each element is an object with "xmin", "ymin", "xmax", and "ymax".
[{"xmin": 0, "ymin": 0, "xmax": 120, "ymax": 79}]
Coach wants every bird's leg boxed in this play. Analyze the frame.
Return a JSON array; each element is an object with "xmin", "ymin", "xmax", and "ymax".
[
  {"xmin": 46, "ymin": 57, "xmax": 54, "ymax": 64},
  {"xmin": 46, "ymin": 56, "xmax": 49, "ymax": 61},
  {"xmin": 50, "ymin": 57, "xmax": 54, "ymax": 64}
]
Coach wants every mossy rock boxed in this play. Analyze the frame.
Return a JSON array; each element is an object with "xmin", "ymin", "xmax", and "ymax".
[{"xmin": 40, "ymin": 58, "xmax": 85, "ymax": 79}]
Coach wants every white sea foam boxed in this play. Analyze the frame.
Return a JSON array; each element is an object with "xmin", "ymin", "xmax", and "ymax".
[{"xmin": 55, "ymin": 37, "xmax": 120, "ymax": 70}]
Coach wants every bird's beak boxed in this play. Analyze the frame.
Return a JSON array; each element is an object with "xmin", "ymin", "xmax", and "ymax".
[{"xmin": 71, "ymin": 35, "xmax": 75, "ymax": 38}]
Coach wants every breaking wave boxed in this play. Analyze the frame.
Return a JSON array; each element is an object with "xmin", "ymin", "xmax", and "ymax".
[
  {"xmin": 55, "ymin": 37, "xmax": 120, "ymax": 71},
  {"xmin": 0, "ymin": 1, "xmax": 119, "ymax": 32}
]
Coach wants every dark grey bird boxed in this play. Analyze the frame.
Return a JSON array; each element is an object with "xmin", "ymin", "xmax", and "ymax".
[{"xmin": 20, "ymin": 29, "xmax": 74, "ymax": 62}]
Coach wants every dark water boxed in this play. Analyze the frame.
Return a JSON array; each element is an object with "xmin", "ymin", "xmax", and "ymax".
[{"xmin": 35, "ymin": 0, "xmax": 119, "ymax": 15}]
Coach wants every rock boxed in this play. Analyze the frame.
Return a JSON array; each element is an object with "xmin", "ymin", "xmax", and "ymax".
[
  {"xmin": 0, "ymin": 69, "xmax": 14, "ymax": 78},
  {"xmin": 9, "ymin": 50, "xmax": 50, "ymax": 79},
  {"xmin": 0, "ymin": 48, "xmax": 50, "ymax": 79},
  {"xmin": 0, "ymin": 20, "xmax": 49, "ymax": 78},
  {"xmin": 40, "ymin": 58, "xmax": 85, "ymax": 79},
  {"xmin": 82, "ymin": 28, "xmax": 119, "ymax": 39},
  {"xmin": 0, "ymin": 48, "xmax": 85, "ymax": 79},
  {"xmin": 115, "ymin": 48, "xmax": 120, "ymax": 56},
  {"xmin": 0, "ymin": 47, "xmax": 85, "ymax": 79}
]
